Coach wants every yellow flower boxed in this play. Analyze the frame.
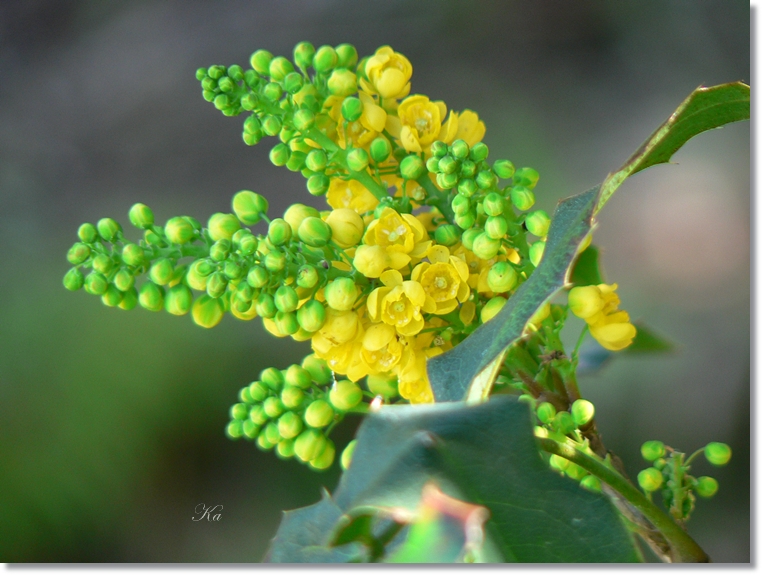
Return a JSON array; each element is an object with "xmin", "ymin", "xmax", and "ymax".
[
  {"xmin": 326, "ymin": 208, "xmax": 365, "ymax": 248},
  {"xmin": 362, "ymin": 46, "xmax": 412, "ymax": 99},
  {"xmin": 367, "ymin": 270, "xmax": 435, "ymax": 336},
  {"xmin": 361, "ymin": 322, "xmax": 404, "ymax": 374},
  {"xmin": 330, "ymin": 92, "xmax": 388, "ymax": 149},
  {"xmin": 454, "ymin": 110, "xmax": 486, "ymax": 146},
  {"xmin": 353, "ymin": 245, "xmax": 390, "ymax": 278},
  {"xmin": 588, "ymin": 313, "xmax": 637, "ymax": 351},
  {"xmin": 386, "ymin": 95, "xmax": 445, "ymax": 153},
  {"xmin": 568, "ymin": 283, "xmax": 637, "ymax": 351},
  {"xmin": 363, "ymin": 207, "xmax": 431, "ymax": 269},
  {"xmin": 411, "ymin": 245, "xmax": 470, "ymax": 314},
  {"xmin": 326, "ymin": 178, "xmax": 379, "ymax": 214},
  {"xmin": 316, "ymin": 308, "xmax": 361, "ymax": 346},
  {"xmin": 568, "ymin": 285, "xmax": 604, "ymax": 320}
]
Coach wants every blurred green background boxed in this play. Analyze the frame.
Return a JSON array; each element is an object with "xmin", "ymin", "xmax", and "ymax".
[{"xmin": 0, "ymin": 0, "xmax": 749, "ymax": 562}]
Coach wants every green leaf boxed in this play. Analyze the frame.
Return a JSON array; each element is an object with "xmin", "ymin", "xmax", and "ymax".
[
  {"xmin": 570, "ymin": 245, "xmax": 604, "ymax": 286},
  {"xmin": 263, "ymin": 490, "xmax": 366, "ymax": 563},
  {"xmin": 428, "ymin": 186, "xmax": 599, "ymax": 402},
  {"xmin": 627, "ymin": 322, "xmax": 675, "ymax": 353},
  {"xmin": 596, "ymin": 82, "xmax": 750, "ymax": 213},
  {"xmin": 270, "ymin": 396, "xmax": 639, "ymax": 562}
]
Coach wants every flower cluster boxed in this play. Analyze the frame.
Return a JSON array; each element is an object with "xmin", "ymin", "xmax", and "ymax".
[{"xmin": 568, "ymin": 283, "xmax": 637, "ymax": 351}]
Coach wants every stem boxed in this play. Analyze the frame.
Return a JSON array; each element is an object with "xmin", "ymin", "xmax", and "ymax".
[
  {"xmin": 572, "ymin": 324, "xmax": 589, "ymax": 362},
  {"xmin": 537, "ymin": 437, "xmax": 709, "ymax": 563},
  {"xmin": 350, "ymin": 169, "xmax": 390, "ymax": 201},
  {"xmin": 416, "ymin": 175, "xmax": 456, "ymax": 224}
]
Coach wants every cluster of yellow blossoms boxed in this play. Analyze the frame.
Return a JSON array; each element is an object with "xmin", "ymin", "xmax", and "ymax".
[{"xmin": 568, "ymin": 283, "xmax": 637, "ymax": 351}]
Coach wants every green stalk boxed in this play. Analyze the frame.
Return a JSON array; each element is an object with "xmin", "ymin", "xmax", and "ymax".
[{"xmin": 537, "ymin": 437, "xmax": 709, "ymax": 563}]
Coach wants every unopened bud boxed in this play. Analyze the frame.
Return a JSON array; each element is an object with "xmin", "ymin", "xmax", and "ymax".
[
  {"xmin": 298, "ymin": 216, "xmax": 332, "ymax": 247},
  {"xmin": 97, "ymin": 218, "xmax": 121, "ymax": 242},
  {"xmin": 305, "ymin": 399, "xmax": 334, "ymax": 428},
  {"xmin": 281, "ymin": 385, "xmax": 305, "ymax": 410},
  {"xmin": 165, "ymin": 284, "xmax": 193, "ymax": 316},
  {"xmin": 165, "ymin": 217, "xmax": 194, "ymax": 244},
  {"xmin": 487, "ymin": 261, "xmax": 518, "ymax": 293},
  {"xmin": 78, "ymin": 223, "xmax": 98, "ymax": 243},
  {"xmin": 128, "ymin": 203, "xmax": 154, "ymax": 229},
  {"xmin": 640, "ymin": 440, "xmax": 666, "ymax": 462},
  {"xmin": 67, "ymin": 243, "xmax": 91, "ymax": 265},
  {"xmin": 191, "ymin": 294, "xmax": 224, "ymax": 328},
  {"xmin": 472, "ymin": 232, "xmax": 501, "ymax": 260},
  {"xmin": 571, "ymin": 399, "xmax": 595, "ymax": 427},
  {"xmin": 704, "ymin": 442, "xmax": 732, "ymax": 466},
  {"xmin": 340, "ymin": 439, "xmax": 357, "ymax": 470},
  {"xmin": 329, "ymin": 379, "xmax": 362, "ymax": 411},
  {"xmin": 510, "ymin": 186, "xmax": 535, "ymax": 212},
  {"xmin": 493, "ymin": 159, "xmax": 515, "ymax": 179},
  {"xmin": 309, "ymin": 439, "xmax": 335, "ymax": 470},
  {"xmin": 480, "ymin": 296, "xmax": 507, "ymax": 323},
  {"xmin": 695, "ymin": 476, "xmax": 719, "ymax": 498},
  {"xmin": 232, "ymin": 190, "xmax": 268, "ymax": 225},
  {"xmin": 296, "ymin": 299, "xmax": 327, "ymax": 332},
  {"xmin": 536, "ymin": 402, "xmax": 557, "ymax": 424},
  {"xmin": 525, "ymin": 210, "xmax": 551, "ymax": 237},
  {"xmin": 637, "ymin": 467, "xmax": 663, "ymax": 492}
]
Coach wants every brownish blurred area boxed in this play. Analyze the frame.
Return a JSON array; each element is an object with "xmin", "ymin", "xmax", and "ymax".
[{"xmin": 0, "ymin": 0, "xmax": 749, "ymax": 562}]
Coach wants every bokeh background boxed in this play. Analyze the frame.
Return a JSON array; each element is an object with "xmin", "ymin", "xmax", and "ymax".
[{"xmin": 0, "ymin": 0, "xmax": 750, "ymax": 563}]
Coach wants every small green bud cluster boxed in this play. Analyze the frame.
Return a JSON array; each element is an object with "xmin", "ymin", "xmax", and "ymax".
[
  {"xmin": 226, "ymin": 354, "xmax": 366, "ymax": 471},
  {"xmin": 636, "ymin": 440, "xmax": 730, "ymax": 522}
]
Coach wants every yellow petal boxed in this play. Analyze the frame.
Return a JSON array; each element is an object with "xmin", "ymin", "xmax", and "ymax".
[
  {"xmin": 402, "ymin": 280, "xmax": 426, "ymax": 306},
  {"xmin": 411, "ymin": 262, "xmax": 427, "ymax": 283},
  {"xmin": 385, "ymin": 115, "xmax": 402, "ymax": 138},
  {"xmin": 400, "ymin": 126, "xmax": 422, "ymax": 153},
  {"xmin": 380, "ymin": 269, "xmax": 404, "ymax": 287},
  {"xmin": 389, "ymin": 251, "xmax": 411, "ymax": 270},
  {"xmin": 428, "ymin": 245, "xmax": 450, "ymax": 263},
  {"xmin": 459, "ymin": 301, "xmax": 476, "ymax": 325},
  {"xmin": 435, "ymin": 300, "xmax": 459, "ymax": 315},
  {"xmin": 363, "ymin": 322, "xmax": 396, "ymax": 351},
  {"xmin": 410, "ymin": 240, "xmax": 432, "ymax": 259},
  {"xmin": 438, "ymin": 110, "xmax": 459, "ymax": 143},
  {"xmin": 397, "ymin": 315, "xmax": 424, "ymax": 337}
]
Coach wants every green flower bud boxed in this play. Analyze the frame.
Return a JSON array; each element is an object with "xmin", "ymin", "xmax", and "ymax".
[
  {"xmin": 63, "ymin": 267, "xmax": 85, "ymax": 291},
  {"xmin": 207, "ymin": 213, "xmax": 241, "ymax": 242},
  {"xmin": 327, "ymin": 68, "xmax": 357, "ymax": 97},
  {"xmin": 249, "ymin": 404, "xmax": 269, "ymax": 426},
  {"xmin": 299, "ymin": 355, "xmax": 329, "ymax": 385},
  {"xmin": 226, "ymin": 420, "xmax": 244, "ymax": 440},
  {"xmin": 118, "ymin": 287, "xmax": 138, "ymax": 310},
  {"xmin": 298, "ymin": 216, "xmax": 332, "ymax": 247},
  {"xmin": 120, "ymin": 244, "xmax": 143, "ymax": 267},
  {"xmin": 454, "ymin": 212, "xmax": 476, "ymax": 230},
  {"xmin": 436, "ymin": 171, "xmax": 459, "ymax": 189},
  {"xmin": 283, "ymin": 71, "xmax": 303, "ymax": 95},
  {"xmin": 232, "ymin": 190, "xmax": 268, "ymax": 225},
  {"xmin": 487, "ymin": 261, "xmax": 518, "ymax": 293},
  {"xmin": 638, "ymin": 467, "xmax": 664, "ymax": 492},
  {"xmin": 297, "ymin": 299, "xmax": 326, "ymax": 332},
  {"xmin": 640, "ymin": 440, "xmax": 666, "ymax": 462},
  {"xmin": 245, "ymin": 267, "xmax": 267, "ymax": 290},
  {"xmin": 426, "ymin": 156, "xmax": 440, "ymax": 173},
  {"xmin": 431, "ymin": 140, "xmax": 448, "ymax": 158},
  {"xmin": 329, "ymin": 379, "xmax": 362, "ymax": 411},
  {"xmin": 248, "ymin": 381, "xmax": 269, "ymax": 402},
  {"xmin": 529, "ymin": 241, "xmax": 545, "ymax": 267},
  {"xmin": 451, "ymin": 194, "xmax": 471, "ymax": 216},
  {"xmin": 242, "ymin": 419, "xmax": 260, "ymax": 440},
  {"xmin": 485, "ymin": 216, "xmax": 508, "ymax": 240},
  {"xmin": 268, "ymin": 56, "xmax": 294, "ymax": 81},
  {"xmin": 367, "ymin": 373, "xmax": 398, "ymax": 398},
  {"xmin": 553, "ymin": 411, "xmax": 576, "ymax": 435},
  {"xmin": 525, "ymin": 210, "xmax": 551, "ymax": 237},
  {"xmin": 281, "ymin": 385, "xmax": 305, "ymax": 410},
  {"xmin": 255, "ymin": 293, "xmax": 277, "ymax": 318},
  {"xmin": 476, "ymin": 169, "xmax": 497, "ymax": 190},
  {"xmin": 217, "ymin": 77, "xmax": 235, "ymax": 93},
  {"xmin": 305, "ymin": 399, "xmax": 334, "ymax": 428},
  {"xmin": 206, "ymin": 65, "xmax": 225, "ymax": 80},
  {"xmin": 263, "ymin": 396, "xmax": 285, "ymax": 419},
  {"xmin": 305, "ymin": 149, "xmax": 328, "ymax": 172},
  {"xmin": 460, "ymin": 159, "xmax": 477, "ymax": 179},
  {"xmin": 469, "ymin": 142, "xmax": 489, "ymax": 162},
  {"xmin": 264, "ymin": 251, "xmax": 286, "ymax": 272},
  {"xmin": 324, "ymin": 278, "xmax": 359, "ymax": 311},
  {"xmin": 101, "ymin": 284, "xmax": 123, "ymax": 307},
  {"xmin": 274, "ymin": 285, "xmax": 299, "ymax": 313},
  {"xmin": 264, "ymin": 421, "xmax": 282, "ymax": 445},
  {"xmin": 483, "ymin": 192, "xmax": 505, "ymax": 217},
  {"xmin": 97, "ymin": 218, "xmax": 121, "ymax": 242},
  {"xmin": 313, "ymin": 45, "xmax": 337, "ymax": 73},
  {"xmin": 306, "ymin": 174, "xmax": 330, "ymax": 196},
  {"xmin": 549, "ymin": 454, "xmax": 570, "ymax": 472},
  {"xmin": 278, "ymin": 411, "xmax": 303, "ymax": 440},
  {"xmin": 346, "ymin": 148, "xmax": 369, "ymax": 173},
  {"xmin": 260, "ymin": 367, "xmax": 285, "ymax": 392},
  {"xmin": 78, "ymin": 223, "xmax": 98, "ymax": 243},
  {"xmin": 695, "ymin": 476, "xmax": 719, "ymax": 498},
  {"xmin": 84, "ymin": 272, "xmax": 108, "ymax": 295},
  {"xmin": 269, "ymin": 142, "xmax": 290, "ymax": 166},
  {"xmin": 206, "ymin": 271, "xmax": 228, "ymax": 298},
  {"xmin": 296, "ymin": 265, "xmax": 319, "ymax": 289},
  {"xmin": 438, "ymin": 155, "xmax": 460, "ymax": 175},
  {"xmin": 284, "ymin": 203, "xmax": 320, "ymax": 234},
  {"xmin": 536, "ymin": 402, "xmax": 557, "ymax": 424},
  {"xmin": 293, "ymin": 41, "xmax": 315, "ymax": 69},
  {"xmin": 213, "ymin": 93, "xmax": 231, "ymax": 111},
  {"xmin": 705, "ymin": 442, "xmax": 732, "ymax": 466},
  {"xmin": 250, "ymin": 49, "xmax": 273, "ymax": 74},
  {"xmin": 273, "ymin": 438, "xmax": 294, "ymax": 459},
  {"xmin": 472, "ymin": 232, "xmax": 501, "ymax": 260},
  {"xmin": 653, "ymin": 458, "xmax": 667, "ymax": 471},
  {"xmin": 227, "ymin": 64, "xmax": 244, "ymax": 82},
  {"xmin": 493, "ymin": 159, "xmax": 515, "ymax": 179},
  {"xmin": 274, "ymin": 310, "xmax": 299, "ymax": 335},
  {"xmin": 461, "ymin": 228, "xmax": 481, "ymax": 251},
  {"xmin": 185, "ymin": 260, "xmax": 212, "ymax": 291},
  {"xmin": 267, "ymin": 218, "xmax": 292, "ymax": 246},
  {"xmin": 338, "ymin": 96, "xmax": 363, "ymax": 123},
  {"xmin": 510, "ymin": 186, "xmax": 535, "ymax": 212},
  {"xmin": 580, "ymin": 475, "xmax": 602, "ymax": 493},
  {"xmin": 340, "ymin": 439, "xmax": 357, "ymax": 470},
  {"xmin": 230, "ymin": 402, "xmax": 249, "ymax": 421},
  {"xmin": 434, "ymin": 224, "xmax": 461, "ymax": 247},
  {"xmin": 309, "ymin": 439, "xmax": 335, "ymax": 470},
  {"xmin": 256, "ymin": 432, "xmax": 275, "ymax": 451},
  {"xmin": 480, "ymin": 296, "xmax": 507, "ymax": 323},
  {"xmin": 400, "ymin": 155, "xmax": 426, "ymax": 180},
  {"xmin": 293, "ymin": 108, "xmax": 315, "ymax": 132},
  {"xmin": 165, "ymin": 284, "xmax": 193, "ymax": 316},
  {"xmin": 127, "ymin": 203, "xmax": 154, "ymax": 229},
  {"xmin": 335, "ymin": 43, "xmax": 358, "ymax": 68},
  {"xmin": 165, "ymin": 217, "xmax": 195, "ymax": 244},
  {"xmin": 457, "ymin": 178, "xmax": 477, "ymax": 198},
  {"xmin": 294, "ymin": 429, "xmax": 327, "ymax": 462},
  {"xmin": 223, "ymin": 261, "xmax": 242, "ymax": 280},
  {"xmin": 571, "ymin": 399, "xmax": 595, "ymax": 427},
  {"xmin": 367, "ymin": 137, "xmax": 391, "ymax": 165},
  {"xmin": 514, "ymin": 166, "xmax": 540, "ymax": 189},
  {"xmin": 450, "ymin": 139, "xmax": 469, "ymax": 160},
  {"xmin": 138, "ymin": 281, "xmax": 164, "ymax": 311},
  {"xmin": 191, "ymin": 294, "xmax": 224, "ymax": 328},
  {"xmin": 147, "ymin": 258, "xmax": 172, "ymax": 285},
  {"xmin": 91, "ymin": 254, "xmax": 113, "ymax": 276},
  {"xmin": 282, "ymin": 365, "xmax": 310, "ymax": 390}
]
